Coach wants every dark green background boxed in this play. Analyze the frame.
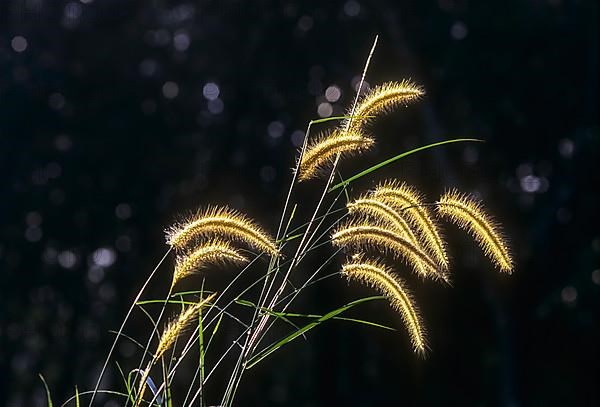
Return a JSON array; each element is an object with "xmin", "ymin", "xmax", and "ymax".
[{"xmin": 1, "ymin": 0, "xmax": 598, "ymax": 406}]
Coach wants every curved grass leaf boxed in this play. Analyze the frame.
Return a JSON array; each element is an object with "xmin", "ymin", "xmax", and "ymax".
[
  {"xmin": 329, "ymin": 138, "xmax": 483, "ymax": 192},
  {"xmin": 246, "ymin": 296, "xmax": 385, "ymax": 370},
  {"xmin": 39, "ymin": 374, "xmax": 53, "ymax": 407}
]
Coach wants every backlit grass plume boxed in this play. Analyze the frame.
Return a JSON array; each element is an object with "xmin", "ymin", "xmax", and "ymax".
[
  {"xmin": 166, "ymin": 206, "xmax": 279, "ymax": 257},
  {"xmin": 342, "ymin": 257, "xmax": 426, "ymax": 354},
  {"xmin": 136, "ymin": 293, "xmax": 216, "ymax": 406},
  {"xmin": 298, "ymin": 129, "xmax": 374, "ymax": 181},
  {"xmin": 373, "ymin": 180, "xmax": 449, "ymax": 270},
  {"xmin": 345, "ymin": 80, "xmax": 424, "ymax": 132},
  {"xmin": 172, "ymin": 239, "xmax": 248, "ymax": 287},
  {"xmin": 347, "ymin": 195, "xmax": 421, "ymax": 247},
  {"xmin": 332, "ymin": 221, "xmax": 444, "ymax": 282},
  {"xmin": 437, "ymin": 190, "xmax": 513, "ymax": 273}
]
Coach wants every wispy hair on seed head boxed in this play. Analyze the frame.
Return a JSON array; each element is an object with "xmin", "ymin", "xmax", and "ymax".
[
  {"xmin": 342, "ymin": 256, "xmax": 427, "ymax": 354},
  {"xmin": 298, "ymin": 129, "xmax": 374, "ymax": 181},
  {"xmin": 373, "ymin": 180, "xmax": 449, "ymax": 270},
  {"xmin": 165, "ymin": 206, "xmax": 279, "ymax": 257},
  {"xmin": 344, "ymin": 80, "xmax": 424, "ymax": 132},
  {"xmin": 155, "ymin": 293, "xmax": 216, "ymax": 359},
  {"xmin": 332, "ymin": 220, "xmax": 445, "ymax": 282},
  {"xmin": 347, "ymin": 195, "xmax": 421, "ymax": 246},
  {"xmin": 437, "ymin": 190, "xmax": 513, "ymax": 273},
  {"xmin": 172, "ymin": 239, "xmax": 248, "ymax": 287}
]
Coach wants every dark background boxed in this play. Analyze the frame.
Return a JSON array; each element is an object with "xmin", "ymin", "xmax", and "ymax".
[{"xmin": 1, "ymin": 0, "xmax": 598, "ymax": 406}]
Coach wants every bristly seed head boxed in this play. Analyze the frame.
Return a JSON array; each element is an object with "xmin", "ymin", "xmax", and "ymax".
[
  {"xmin": 298, "ymin": 129, "xmax": 374, "ymax": 181},
  {"xmin": 342, "ymin": 256, "xmax": 427, "ymax": 355},
  {"xmin": 437, "ymin": 190, "xmax": 513, "ymax": 273},
  {"xmin": 332, "ymin": 221, "xmax": 445, "ymax": 282},
  {"xmin": 165, "ymin": 206, "xmax": 279, "ymax": 257},
  {"xmin": 155, "ymin": 293, "xmax": 216, "ymax": 360},
  {"xmin": 373, "ymin": 180, "xmax": 449, "ymax": 271},
  {"xmin": 344, "ymin": 80, "xmax": 424, "ymax": 132},
  {"xmin": 172, "ymin": 239, "xmax": 248, "ymax": 287}
]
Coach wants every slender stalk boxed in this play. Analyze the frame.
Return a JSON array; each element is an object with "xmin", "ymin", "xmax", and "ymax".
[{"xmin": 88, "ymin": 248, "xmax": 171, "ymax": 407}]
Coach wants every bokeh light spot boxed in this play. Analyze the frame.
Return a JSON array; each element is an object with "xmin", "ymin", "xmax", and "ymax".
[{"xmin": 11, "ymin": 36, "xmax": 28, "ymax": 53}]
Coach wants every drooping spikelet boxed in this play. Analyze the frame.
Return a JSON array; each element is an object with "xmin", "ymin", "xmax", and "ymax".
[
  {"xmin": 347, "ymin": 196, "xmax": 421, "ymax": 245},
  {"xmin": 344, "ymin": 80, "xmax": 424, "ymax": 132},
  {"xmin": 136, "ymin": 293, "xmax": 215, "ymax": 406},
  {"xmin": 155, "ymin": 293, "xmax": 216, "ymax": 359},
  {"xmin": 171, "ymin": 239, "xmax": 248, "ymax": 287},
  {"xmin": 342, "ymin": 257, "xmax": 426, "ymax": 354},
  {"xmin": 166, "ymin": 206, "xmax": 279, "ymax": 257},
  {"xmin": 298, "ymin": 129, "xmax": 374, "ymax": 181},
  {"xmin": 332, "ymin": 222, "xmax": 443, "ymax": 282},
  {"xmin": 437, "ymin": 190, "xmax": 513, "ymax": 273},
  {"xmin": 373, "ymin": 180, "xmax": 449, "ymax": 270}
]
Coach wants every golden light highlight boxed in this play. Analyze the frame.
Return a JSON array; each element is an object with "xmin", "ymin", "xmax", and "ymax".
[
  {"xmin": 166, "ymin": 206, "xmax": 279, "ymax": 257},
  {"xmin": 347, "ymin": 196, "xmax": 420, "ymax": 244},
  {"xmin": 172, "ymin": 240, "xmax": 248, "ymax": 287},
  {"xmin": 437, "ymin": 190, "xmax": 513, "ymax": 273},
  {"xmin": 332, "ymin": 222, "xmax": 444, "ymax": 282},
  {"xmin": 342, "ymin": 257, "xmax": 427, "ymax": 354},
  {"xmin": 298, "ymin": 129, "xmax": 374, "ymax": 181},
  {"xmin": 373, "ymin": 180, "xmax": 449, "ymax": 270},
  {"xmin": 345, "ymin": 80, "xmax": 424, "ymax": 131}
]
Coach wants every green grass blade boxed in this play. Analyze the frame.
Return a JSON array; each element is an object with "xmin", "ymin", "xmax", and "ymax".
[
  {"xmin": 115, "ymin": 362, "xmax": 134, "ymax": 403},
  {"xmin": 332, "ymin": 317, "xmax": 396, "ymax": 331},
  {"xmin": 309, "ymin": 114, "xmax": 374, "ymax": 125},
  {"xmin": 329, "ymin": 138, "xmax": 483, "ymax": 192},
  {"xmin": 246, "ymin": 296, "xmax": 384, "ymax": 369},
  {"xmin": 75, "ymin": 386, "xmax": 80, "ymax": 407},
  {"xmin": 38, "ymin": 374, "xmax": 53, "ymax": 407}
]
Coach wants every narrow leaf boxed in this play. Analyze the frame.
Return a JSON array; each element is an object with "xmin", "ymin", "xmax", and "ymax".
[{"xmin": 329, "ymin": 138, "xmax": 483, "ymax": 192}]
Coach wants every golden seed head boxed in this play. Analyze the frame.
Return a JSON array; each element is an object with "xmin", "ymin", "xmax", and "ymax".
[
  {"xmin": 342, "ymin": 257, "xmax": 427, "ymax": 355},
  {"xmin": 165, "ymin": 206, "xmax": 279, "ymax": 257},
  {"xmin": 332, "ymin": 221, "xmax": 444, "ymax": 282},
  {"xmin": 155, "ymin": 293, "xmax": 216, "ymax": 359},
  {"xmin": 172, "ymin": 239, "xmax": 248, "ymax": 287},
  {"xmin": 298, "ymin": 129, "xmax": 374, "ymax": 181},
  {"xmin": 373, "ymin": 180, "xmax": 449, "ymax": 270},
  {"xmin": 344, "ymin": 80, "xmax": 424, "ymax": 132},
  {"xmin": 437, "ymin": 189, "xmax": 513, "ymax": 273}
]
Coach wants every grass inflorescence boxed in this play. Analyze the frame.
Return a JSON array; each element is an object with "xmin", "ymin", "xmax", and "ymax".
[{"xmin": 76, "ymin": 37, "xmax": 514, "ymax": 407}]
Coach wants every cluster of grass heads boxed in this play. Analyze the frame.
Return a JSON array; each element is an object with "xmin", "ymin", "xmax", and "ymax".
[{"xmin": 47, "ymin": 37, "xmax": 513, "ymax": 406}]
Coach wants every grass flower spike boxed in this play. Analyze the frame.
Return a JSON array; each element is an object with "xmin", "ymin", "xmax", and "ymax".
[
  {"xmin": 136, "ymin": 293, "xmax": 216, "ymax": 406},
  {"xmin": 374, "ymin": 180, "xmax": 449, "ymax": 270},
  {"xmin": 155, "ymin": 293, "xmax": 216, "ymax": 359},
  {"xmin": 172, "ymin": 239, "xmax": 248, "ymax": 287},
  {"xmin": 345, "ymin": 80, "xmax": 424, "ymax": 132},
  {"xmin": 437, "ymin": 190, "xmax": 513, "ymax": 273},
  {"xmin": 166, "ymin": 206, "xmax": 279, "ymax": 257},
  {"xmin": 332, "ymin": 221, "xmax": 443, "ymax": 281},
  {"xmin": 342, "ymin": 257, "xmax": 426, "ymax": 354},
  {"xmin": 347, "ymin": 195, "xmax": 421, "ymax": 246},
  {"xmin": 298, "ymin": 129, "xmax": 374, "ymax": 181}
]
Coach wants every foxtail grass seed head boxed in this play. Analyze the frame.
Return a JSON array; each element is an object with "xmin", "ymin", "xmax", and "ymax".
[
  {"xmin": 373, "ymin": 180, "xmax": 449, "ymax": 270},
  {"xmin": 437, "ymin": 190, "xmax": 513, "ymax": 273},
  {"xmin": 155, "ymin": 293, "xmax": 216, "ymax": 360},
  {"xmin": 332, "ymin": 221, "xmax": 444, "ymax": 282},
  {"xmin": 298, "ymin": 129, "xmax": 374, "ymax": 181},
  {"xmin": 166, "ymin": 206, "xmax": 279, "ymax": 257},
  {"xmin": 172, "ymin": 239, "xmax": 248, "ymax": 287},
  {"xmin": 344, "ymin": 80, "xmax": 424, "ymax": 132},
  {"xmin": 347, "ymin": 196, "xmax": 421, "ymax": 245},
  {"xmin": 342, "ymin": 257, "xmax": 427, "ymax": 354}
]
